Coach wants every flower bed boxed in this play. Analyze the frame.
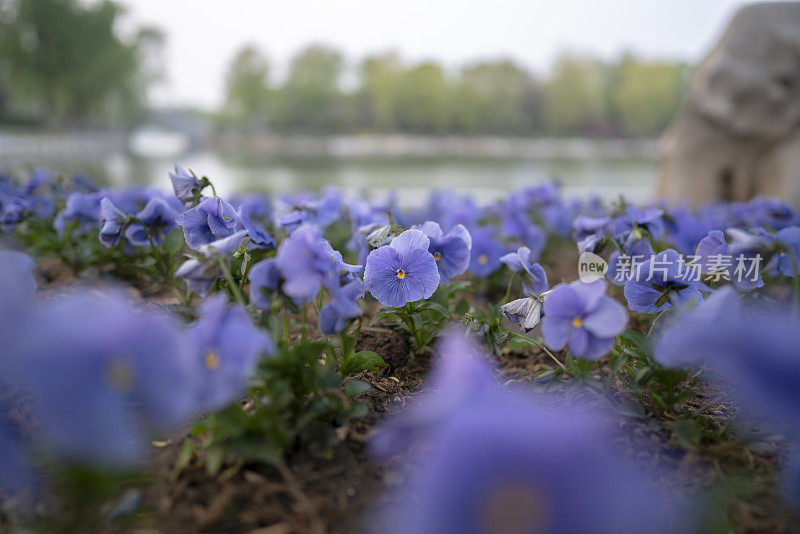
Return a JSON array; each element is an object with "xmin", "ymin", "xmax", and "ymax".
[{"xmin": 1, "ymin": 166, "xmax": 799, "ymax": 532}]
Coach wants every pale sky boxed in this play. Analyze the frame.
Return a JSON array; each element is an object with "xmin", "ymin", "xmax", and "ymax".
[{"xmin": 118, "ymin": 0, "xmax": 757, "ymax": 110}]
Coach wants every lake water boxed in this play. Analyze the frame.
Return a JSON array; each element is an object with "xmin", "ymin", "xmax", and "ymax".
[
  {"xmin": 1, "ymin": 131, "xmax": 660, "ymax": 206},
  {"xmin": 25, "ymin": 150, "xmax": 657, "ymax": 207}
]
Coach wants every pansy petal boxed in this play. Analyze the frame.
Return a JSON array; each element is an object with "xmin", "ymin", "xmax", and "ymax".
[
  {"xmin": 570, "ymin": 280, "xmax": 607, "ymax": 311},
  {"xmin": 543, "ymin": 284, "xmax": 583, "ymax": 318},
  {"xmin": 391, "ymin": 229, "xmax": 430, "ymax": 254},
  {"xmin": 582, "ymin": 335, "xmax": 616, "ymax": 360},
  {"xmin": 568, "ymin": 327, "xmax": 589, "ymax": 356},
  {"xmin": 583, "ymin": 296, "xmax": 627, "ymax": 338}
]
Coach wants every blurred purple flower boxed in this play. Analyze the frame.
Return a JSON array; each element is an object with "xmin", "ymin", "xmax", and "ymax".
[
  {"xmin": 542, "ymin": 280, "xmax": 626, "ymax": 360},
  {"xmin": 235, "ymin": 196, "xmax": 276, "ymax": 250},
  {"xmin": 607, "ymin": 238, "xmax": 654, "ymax": 286},
  {"xmin": 364, "ymin": 229, "xmax": 440, "ymax": 307},
  {"xmin": 189, "ymin": 294, "xmax": 275, "ymax": 412},
  {"xmin": 378, "ymin": 390, "xmax": 687, "ymax": 534},
  {"xmin": 572, "ymin": 215, "xmax": 609, "ymax": 254},
  {"xmin": 248, "ymin": 258, "xmax": 282, "ymax": 311},
  {"xmin": 656, "ymin": 295, "xmax": 800, "ymax": 438},
  {"xmin": 623, "ymin": 249, "xmax": 705, "ymax": 314},
  {"xmin": 767, "ymin": 226, "xmax": 800, "ymax": 277},
  {"xmin": 318, "ymin": 279, "xmax": 365, "ymax": 335},
  {"xmin": 370, "ymin": 333, "xmax": 498, "ymax": 459},
  {"xmin": 7, "ymin": 292, "xmax": 197, "ymax": 466},
  {"xmin": 694, "ymin": 229, "xmax": 763, "ymax": 289},
  {"xmin": 468, "ymin": 228, "xmax": 505, "ymax": 278},
  {"xmin": 54, "ymin": 191, "xmax": 104, "ymax": 236},
  {"xmin": 125, "ymin": 196, "xmax": 182, "ymax": 247},
  {"xmin": 654, "ymin": 286, "xmax": 741, "ymax": 368}
]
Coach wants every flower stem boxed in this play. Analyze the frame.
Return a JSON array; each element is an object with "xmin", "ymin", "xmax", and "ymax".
[
  {"xmin": 504, "ymin": 328, "xmax": 567, "ymax": 372},
  {"xmin": 217, "ymin": 257, "xmax": 246, "ymax": 306},
  {"xmin": 501, "ymin": 271, "xmax": 518, "ymax": 306},
  {"xmin": 647, "ymin": 309, "xmax": 666, "ymax": 337}
]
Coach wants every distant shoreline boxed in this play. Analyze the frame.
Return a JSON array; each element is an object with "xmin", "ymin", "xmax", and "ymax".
[
  {"xmin": 213, "ymin": 133, "xmax": 658, "ymax": 161},
  {"xmin": 0, "ymin": 129, "xmax": 658, "ymax": 162}
]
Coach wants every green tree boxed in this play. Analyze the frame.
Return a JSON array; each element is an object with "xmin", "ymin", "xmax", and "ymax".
[
  {"xmin": 358, "ymin": 53, "xmax": 403, "ymax": 131},
  {"xmin": 223, "ymin": 45, "xmax": 272, "ymax": 131},
  {"xmin": 393, "ymin": 62, "xmax": 453, "ymax": 133},
  {"xmin": 542, "ymin": 54, "xmax": 608, "ymax": 135},
  {"xmin": 455, "ymin": 59, "xmax": 535, "ymax": 134},
  {"xmin": 608, "ymin": 56, "xmax": 688, "ymax": 136},
  {"xmin": 0, "ymin": 0, "xmax": 161, "ymax": 125},
  {"xmin": 281, "ymin": 44, "xmax": 345, "ymax": 132}
]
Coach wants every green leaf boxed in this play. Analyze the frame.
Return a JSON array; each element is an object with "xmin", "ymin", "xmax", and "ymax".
[
  {"xmin": 344, "ymin": 379, "xmax": 371, "ymax": 398},
  {"xmin": 341, "ymin": 350, "xmax": 385, "ymax": 375},
  {"xmin": 172, "ymin": 439, "xmax": 195, "ymax": 480},
  {"xmin": 348, "ymin": 401, "xmax": 370, "ymax": 418},
  {"xmin": 417, "ymin": 301, "xmax": 450, "ymax": 319},
  {"xmin": 164, "ymin": 227, "xmax": 185, "ymax": 256},
  {"xmin": 634, "ymin": 366, "xmax": 653, "ymax": 385}
]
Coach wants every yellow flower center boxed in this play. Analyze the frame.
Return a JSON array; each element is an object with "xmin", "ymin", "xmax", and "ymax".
[
  {"xmin": 106, "ymin": 359, "xmax": 136, "ymax": 393},
  {"xmin": 478, "ymin": 254, "xmax": 488, "ymax": 265},
  {"xmin": 572, "ymin": 317, "xmax": 583, "ymax": 328},
  {"xmin": 396, "ymin": 269, "xmax": 406, "ymax": 279},
  {"xmin": 204, "ymin": 349, "xmax": 221, "ymax": 369},
  {"xmin": 433, "ymin": 252, "xmax": 441, "ymax": 261},
  {"xmin": 780, "ymin": 251, "xmax": 786, "ymax": 257}
]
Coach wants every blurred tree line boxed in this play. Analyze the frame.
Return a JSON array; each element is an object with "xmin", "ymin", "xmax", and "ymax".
[
  {"xmin": 221, "ymin": 45, "xmax": 689, "ymax": 137},
  {"xmin": 0, "ymin": 0, "xmax": 162, "ymax": 127}
]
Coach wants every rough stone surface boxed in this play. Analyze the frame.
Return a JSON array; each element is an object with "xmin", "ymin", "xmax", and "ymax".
[{"xmin": 659, "ymin": 2, "xmax": 800, "ymax": 203}]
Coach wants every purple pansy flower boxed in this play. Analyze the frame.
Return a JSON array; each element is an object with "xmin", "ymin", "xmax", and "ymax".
[
  {"xmin": 98, "ymin": 197, "xmax": 126, "ymax": 248},
  {"xmin": 378, "ymin": 389, "xmax": 688, "ymax": 534},
  {"xmin": 276, "ymin": 224, "xmax": 359, "ymax": 302},
  {"xmin": 0, "ymin": 251, "xmax": 36, "ymax": 318},
  {"xmin": 0, "ymin": 414, "xmax": 36, "ymax": 501},
  {"xmin": 542, "ymin": 280, "xmax": 627, "ymax": 360},
  {"xmin": 623, "ymin": 249, "xmax": 705, "ymax": 314},
  {"xmin": 176, "ymin": 196, "xmax": 238, "ymax": 250},
  {"xmin": 235, "ymin": 196, "xmax": 276, "ymax": 250},
  {"xmin": 654, "ymin": 286, "xmax": 741, "ymax": 368},
  {"xmin": 169, "ymin": 164, "xmax": 203, "ymax": 206},
  {"xmin": 468, "ymin": 228, "xmax": 505, "ymax": 278},
  {"xmin": 572, "ymin": 215, "xmax": 610, "ymax": 254},
  {"xmin": 657, "ymin": 296, "xmax": 800, "ymax": 438},
  {"xmin": 364, "ymin": 229, "xmax": 440, "ymax": 308},
  {"xmin": 417, "ymin": 221, "xmax": 472, "ymax": 285},
  {"xmin": 125, "ymin": 196, "xmax": 182, "ymax": 247},
  {"xmin": 767, "ymin": 226, "xmax": 800, "ymax": 277},
  {"xmin": 370, "ymin": 333, "xmax": 498, "ymax": 459},
  {"xmin": 607, "ymin": 238, "xmax": 655, "ymax": 286},
  {"xmin": 248, "ymin": 258, "xmax": 282, "ymax": 311},
  {"xmin": 695, "ymin": 229, "xmax": 764, "ymax": 289},
  {"xmin": 318, "ymin": 279, "xmax": 365, "ymax": 335},
  {"xmin": 7, "ymin": 292, "xmax": 197, "ymax": 466},
  {"xmin": 500, "ymin": 246, "xmax": 549, "ymax": 294},
  {"xmin": 54, "ymin": 191, "xmax": 104, "ymax": 236},
  {"xmin": 189, "ymin": 294, "xmax": 275, "ymax": 412},
  {"xmin": 175, "ymin": 230, "xmax": 249, "ymax": 295}
]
